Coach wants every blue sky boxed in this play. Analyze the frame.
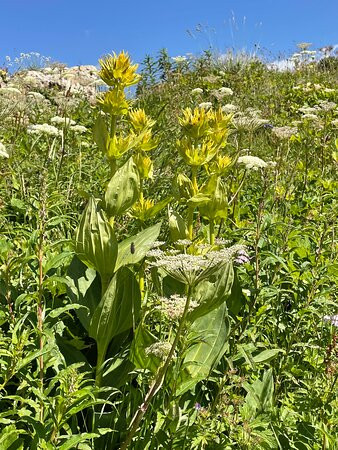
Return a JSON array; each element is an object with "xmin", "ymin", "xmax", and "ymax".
[{"xmin": 1, "ymin": 0, "xmax": 337, "ymax": 67}]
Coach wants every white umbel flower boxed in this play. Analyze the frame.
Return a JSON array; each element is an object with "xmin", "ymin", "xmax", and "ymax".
[
  {"xmin": 157, "ymin": 294, "xmax": 198, "ymax": 320},
  {"xmin": 145, "ymin": 341, "xmax": 172, "ymax": 359},
  {"xmin": 150, "ymin": 245, "xmax": 245, "ymax": 286},
  {"xmin": 70, "ymin": 125, "xmax": 87, "ymax": 134},
  {"xmin": 191, "ymin": 88, "xmax": 203, "ymax": 95},
  {"xmin": 219, "ymin": 87, "xmax": 233, "ymax": 96},
  {"xmin": 51, "ymin": 116, "xmax": 76, "ymax": 126},
  {"xmin": 0, "ymin": 87, "xmax": 22, "ymax": 96},
  {"xmin": 237, "ymin": 155, "xmax": 268, "ymax": 170},
  {"xmin": 27, "ymin": 91, "xmax": 46, "ymax": 101},
  {"xmin": 27, "ymin": 124, "xmax": 62, "ymax": 137},
  {"xmin": 272, "ymin": 126, "xmax": 298, "ymax": 140},
  {"xmin": 0, "ymin": 142, "xmax": 9, "ymax": 158},
  {"xmin": 172, "ymin": 56, "xmax": 187, "ymax": 63},
  {"xmin": 221, "ymin": 104, "xmax": 238, "ymax": 113},
  {"xmin": 199, "ymin": 102, "xmax": 212, "ymax": 110},
  {"xmin": 323, "ymin": 315, "xmax": 338, "ymax": 327}
]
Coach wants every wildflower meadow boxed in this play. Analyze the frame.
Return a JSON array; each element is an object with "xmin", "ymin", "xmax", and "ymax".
[{"xmin": 0, "ymin": 45, "xmax": 337, "ymax": 449}]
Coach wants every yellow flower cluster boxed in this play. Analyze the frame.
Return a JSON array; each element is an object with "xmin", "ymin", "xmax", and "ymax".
[
  {"xmin": 177, "ymin": 107, "xmax": 232, "ymax": 167},
  {"xmin": 98, "ymin": 51, "xmax": 141, "ymax": 88}
]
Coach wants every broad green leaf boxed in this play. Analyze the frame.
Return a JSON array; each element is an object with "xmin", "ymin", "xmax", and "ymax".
[
  {"xmin": 75, "ymin": 196, "xmax": 118, "ymax": 287},
  {"xmin": 243, "ymin": 369, "xmax": 274, "ymax": 415},
  {"xmin": 168, "ymin": 208, "xmax": 188, "ymax": 241},
  {"xmin": 188, "ymin": 262, "xmax": 234, "ymax": 321},
  {"xmin": 47, "ymin": 303, "xmax": 87, "ymax": 319},
  {"xmin": 199, "ymin": 175, "xmax": 228, "ymax": 221},
  {"xmin": 104, "ymin": 157, "xmax": 140, "ymax": 217},
  {"xmin": 67, "ymin": 255, "xmax": 101, "ymax": 331},
  {"xmin": 89, "ymin": 267, "xmax": 141, "ymax": 361},
  {"xmin": 253, "ymin": 348, "xmax": 284, "ymax": 364},
  {"xmin": 226, "ymin": 271, "xmax": 245, "ymax": 316},
  {"xmin": 58, "ymin": 433, "xmax": 100, "ymax": 450},
  {"xmin": 0, "ymin": 425, "xmax": 20, "ymax": 449},
  {"xmin": 187, "ymin": 193, "xmax": 210, "ymax": 206},
  {"xmin": 44, "ymin": 251, "xmax": 73, "ymax": 274},
  {"xmin": 93, "ymin": 114, "xmax": 108, "ymax": 154},
  {"xmin": 115, "ymin": 222, "xmax": 161, "ymax": 271},
  {"xmin": 175, "ymin": 301, "xmax": 230, "ymax": 395},
  {"xmin": 129, "ymin": 324, "xmax": 161, "ymax": 373},
  {"xmin": 59, "ymin": 429, "xmax": 112, "ymax": 450}
]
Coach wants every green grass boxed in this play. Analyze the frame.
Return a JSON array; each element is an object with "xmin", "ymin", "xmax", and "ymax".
[{"xmin": 0, "ymin": 49, "xmax": 337, "ymax": 449}]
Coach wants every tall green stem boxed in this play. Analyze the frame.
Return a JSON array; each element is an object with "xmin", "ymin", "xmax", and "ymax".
[
  {"xmin": 187, "ymin": 166, "xmax": 198, "ymax": 240},
  {"xmin": 119, "ymin": 285, "xmax": 193, "ymax": 450},
  {"xmin": 95, "ymin": 345, "xmax": 107, "ymax": 387},
  {"xmin": 209, "ymin": 219, "xmax": 215, "ymax": 245}
]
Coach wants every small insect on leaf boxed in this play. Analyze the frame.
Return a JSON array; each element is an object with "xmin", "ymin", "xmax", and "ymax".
[{"xmin": 130, "ymin": 242, "xmax": 135, "ymax": 254}]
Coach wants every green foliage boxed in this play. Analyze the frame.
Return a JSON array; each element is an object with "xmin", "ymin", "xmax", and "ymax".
[
  {"xmin": 104, "ymin": 157, "xmax": 140, "ymax": 218},
  {"xmin": 0, "ymin": 47, "xmax": 337, "ymax": 449}
]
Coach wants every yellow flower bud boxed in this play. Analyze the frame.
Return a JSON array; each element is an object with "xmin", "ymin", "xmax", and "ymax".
[
  {"xmin": 134, "ymin": 153, "xmax": 153, "ymax": 179},
  {"xmin": 137, "ymin": 130, "xmax": 158, "ymax": 152},
  {"xmin": 129, "ymin": 108, "xmax": 155, "ymax": 131},
  {"xmin": 106, "ymin": 133, "xmax": 136, "ymax": 160},
  {"xmin": 99, "ymin": 51, "xmax": 141, "ymax": 88},
  {"xmin": 209, "ymin": 154, "xmax": 232, "ymax": 175},
  {"xmin": 179, "ymin": 107, "xmax": 213, "ymax": 140},
  {"xmin": 132, "ymin": 198, "xmax": 155, "ymax": 221},
  {"xmin": 97, "ymin": 89, "xmax": 129, "ymax": 116},
  {"xmin": 177, "ymin": 137, "xmax": 218, "ymax": 167}
]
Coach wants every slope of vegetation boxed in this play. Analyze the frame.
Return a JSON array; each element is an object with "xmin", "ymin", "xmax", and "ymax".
[{"xmin": 0, "ymin": 48, "xmax": 337, "ymax": 449}]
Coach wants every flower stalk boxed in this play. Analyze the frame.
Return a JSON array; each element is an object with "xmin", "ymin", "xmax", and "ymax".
[{"xmin": 119, "ymin": 285, "xmax": 193, "ymax": 450}]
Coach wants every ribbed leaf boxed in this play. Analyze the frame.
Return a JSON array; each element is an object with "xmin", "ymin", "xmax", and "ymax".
[
  {"xmin": 75, "ymin": 196, "xmax": 118, "ymax": 288},
  {"xmin": 104, "ymin": 157, "xmax": 140, "ymax": 217},
  {"xmin": 67, "ymin": 255, "xmax": 101, "ymax": 331},
  {"xmin": 93, "ymin": 115, "xmax": 108, "ymax": 154},
  {"xmin": 188, "ymin": 263, "xmax": 234, "ymax": 321},
  {"xmin": 129, "ymin": 324, "xmax": 161, "ymax": 373},
  {"xmin": 168, "ymin": 208, "xmax": 188, "ymax": 241},
  {"xmin": 89, "ymin": 267, "xmax": 141, "ymax": 361},
  {"xmin": 115, "ymin": 222, "xmax": 161, "ymax": 271},
  {"xmin": 175, "ymin": 301, "xmax": 230, "ymax": 395}
]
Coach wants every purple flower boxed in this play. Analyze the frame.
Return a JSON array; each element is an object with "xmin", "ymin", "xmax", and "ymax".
[
  {"xmin": 194, "ymin": 402, "xmax": 201, "ymax": 410},
  {"xmin": 263, "ymin": 123, "xmax": 274, "ymax": 129},
  {"xmin": 235, "ymin": 249, "xmax": 250, "ymax": 265}
]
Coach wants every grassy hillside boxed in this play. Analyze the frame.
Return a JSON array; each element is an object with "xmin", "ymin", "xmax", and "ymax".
[{"xmin": 0, "ymin": 48, "xmax": 337, "ymax": 449}]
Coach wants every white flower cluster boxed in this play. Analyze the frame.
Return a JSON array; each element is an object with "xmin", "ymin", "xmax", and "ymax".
[
  {"xmin": 318, "ymin": 100, "xmax": 336, "ymax": 112},
  {"xmin": 323, "ymin": 315, "xmax": 338, "ymax": 327},
  {"xmin": 0, "ymin": 86, "xmax": 22, "ymax": 96},
  {"xmin": 70, "ymin": 125, "xmax": 87, "ymax": 134},
  {"xmin": 172, "ymin": 56, "xmax": 187, "ymax": 63},
  {"xmin": 191, "ymin": 88, "xmax": 203, "ymax": 95},
  {"xmin": 272, "ymin": 126, "xmax": 298, "ymax": 140},
  {"xmin": 237, "ymin": 155, "xmax": 268, "ymax": 170},
  {"xmin": 27, "ymin": 123, "xmax": 62, "ymax": 137},
  {"xmin": 51, "ymin": 116, "xmax": 76, "ymax": 126},
  {"xmin": 150, "ymin": 244, "xmax": 247, "ymax": 285},
  {"xmin": 145, "ymin": 341, "xmax": 172, "ymax": 359},
  {"xmin": 175, "ymin": 239, "xmax": 192, "ymax": 246},
  {"xmin": 0, "ymin": 142, "xmax": 9, "ymax": 158},
  {"xmin": 219, "ymin": 87, "xmax": 233, "ymax": 96},
  {"xmin": 221, "ymin": 104, "xmax": 238, "ymax": 113},
  {"xmin": 233, "ymin": 114, "xmax": 269, "ymax": 131},
  {"xmin": 27, "ymin": 91, "xmax": 46, "ymax": 102},
  {"xmin": 49, "ymin": 117, "xmax": 88, "ymax": 134},
  {"xmin": 157, "ymin": 294, "xmax": 198, "ymax": 320},
  {"xmin": 199, "ymin": 102, "xmax": 212, "ymax": 110}
]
